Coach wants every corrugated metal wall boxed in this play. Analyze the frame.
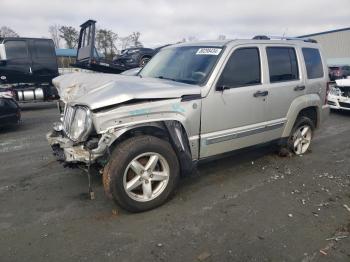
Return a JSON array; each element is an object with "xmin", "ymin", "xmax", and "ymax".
[{"xmin": 310, "ymin": 30, "xmax": 350, "ymax": 59}]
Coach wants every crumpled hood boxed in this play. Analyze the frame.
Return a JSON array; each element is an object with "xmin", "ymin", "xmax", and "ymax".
[{"xmin": 53, "ymin": 73, "xmax": 201, "ymax": 110}]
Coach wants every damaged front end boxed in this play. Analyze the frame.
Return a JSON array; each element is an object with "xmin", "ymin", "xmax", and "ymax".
[
  {"xmin": 328, "ymin": 80, "xmax": 350, "ymax": 110},
  {"xmin": 47, "ymin": 104, "xmax": 115, "ymax": 167}
]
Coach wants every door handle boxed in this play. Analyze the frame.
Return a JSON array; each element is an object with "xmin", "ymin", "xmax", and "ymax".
[
  {"xmin": 253, "ymin": 90, "xmax": 269, "ymax": 97},
  {"xmin": 29, "ymin": 66, "xmax": 33, "ymax": 74},
  {"xmin": 294, "ymin": 85, "xmax": 305, "ymax": 91}
]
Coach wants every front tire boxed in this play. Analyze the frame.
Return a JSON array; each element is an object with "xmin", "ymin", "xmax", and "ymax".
[{"xmin": 103, "ymin": 135, "xmax": 180, "ymax": 212}]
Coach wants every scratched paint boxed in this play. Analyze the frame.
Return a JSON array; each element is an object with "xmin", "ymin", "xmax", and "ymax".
[
  {"xmin": 129, "ymin": 108, "xmax": 151, "ymax": 116},
  {"xmin": 172, "ymin": 103, "xmax": 185, "ymax": 113}
]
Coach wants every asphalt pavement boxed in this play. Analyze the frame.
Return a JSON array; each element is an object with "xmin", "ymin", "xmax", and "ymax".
[{"xmin": 0, "ymin": 102, "xmax": 349, "ymax": 262}]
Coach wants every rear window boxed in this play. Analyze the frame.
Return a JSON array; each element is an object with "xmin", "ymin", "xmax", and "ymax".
[
  {"xmin": 302, "ymin": 48, "xmax": 324, "ymax": 79},
  {"xmin": 33, "ymin": 40, "xmax": 55, "ymax": 58},
  {"xmin": 5, "ymin": 40, "xmax": 28, "ymax": 59},
  {"xmin": 266, "ymin": 47, "xmax": 299, "ymax": 83},
  {"xmin": 218, "ymin": 47, "xmax": 261, "ymax": 88}
]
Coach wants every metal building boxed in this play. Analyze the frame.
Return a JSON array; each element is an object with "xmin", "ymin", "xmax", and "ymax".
[{"xmin": 299, "ymin": 27, "xmax": 350, "ymax": 65}]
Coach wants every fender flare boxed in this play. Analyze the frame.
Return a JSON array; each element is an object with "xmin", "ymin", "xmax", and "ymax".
[{"xmin": 104, "ymin": 120, "xmax": 194, "ymax": 175}]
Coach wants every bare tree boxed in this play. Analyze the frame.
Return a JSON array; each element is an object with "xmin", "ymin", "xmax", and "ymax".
[
  {"xmin": 119, "ymin": 36, "xmax": 132, "ymax": 50},
  {"xmin": 59, "ymin": 26, "xmax": 79, "ymax": 49},
  {"xmin": 96, "ymin": 29, "xmax": 118, "ymax": 59},
  {"xmin": 49, "ymin": 24, "xmax": 61, "ymax": 48},
  {"xmin": 130, "ymin": 32, "xmax": 143, "ymax": 47},
  {"xmin": 118, "ymin": 32, "xmax": 143, "ymax": 50},
  {"xmin": 0, "ymin": 26, "xmax": 19, "ymax": 37}
]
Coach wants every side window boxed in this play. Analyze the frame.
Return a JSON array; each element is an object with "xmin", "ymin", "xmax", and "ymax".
[
  {"xmin": 266, "ymin": 47, "xmax": 299, "ymax": 83},
  {"xmin": 33, "ymin": 40, "xmax": 55, "ymax": 58},
  {"xmin": 302, "ymin": 48, "xmax": 324, "ymax": 79},
  {"xmin": 217, "ymin": 47, "xmax": 261, "ymax": 88},
  {"xmin": 4, "ymin": 40, "xmax": 28, "ymax": 59}
]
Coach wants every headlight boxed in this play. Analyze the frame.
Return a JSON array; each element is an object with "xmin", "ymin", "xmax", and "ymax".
[{"xmin": 63, "ymin": 105, "xmax": 92, "ymax": 142}]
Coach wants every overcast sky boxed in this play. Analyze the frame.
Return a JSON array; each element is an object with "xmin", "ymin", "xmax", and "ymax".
[{"xmin": 1, "ymin": 0, "xmax": 349, "ymax": 47}]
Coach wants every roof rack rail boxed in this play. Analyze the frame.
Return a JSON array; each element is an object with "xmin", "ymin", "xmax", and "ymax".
[{"xmin": 252, "ymin": 35, "xmax": 317, "ymax": 43}]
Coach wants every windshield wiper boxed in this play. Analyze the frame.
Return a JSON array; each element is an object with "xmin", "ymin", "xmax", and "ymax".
[
  {"xmin": 154, "ymin": 76, "xmax": 178, "ymax": 82},
  {"xmin": 155, "ymin": 76, "xmax": 196, "ymax": 84}
]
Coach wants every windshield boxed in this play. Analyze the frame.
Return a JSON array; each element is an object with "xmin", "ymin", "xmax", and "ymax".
[{"xmin": 139, "ymin": 46, "xmax": 223, "ymax": 85}]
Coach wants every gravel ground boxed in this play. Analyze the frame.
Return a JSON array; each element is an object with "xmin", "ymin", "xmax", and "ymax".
[{"xmin": 0, "ymin": 102, "xmax": 349, "ymax": 262}]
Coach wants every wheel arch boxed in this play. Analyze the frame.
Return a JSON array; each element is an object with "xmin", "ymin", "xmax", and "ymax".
[
  {"xmin": 282, "ymin": 94, "xmax": 322, "ymax": 138},
  {"xmin": 108, "ymin": 120, "xmax": 194, "ymax": 176}
]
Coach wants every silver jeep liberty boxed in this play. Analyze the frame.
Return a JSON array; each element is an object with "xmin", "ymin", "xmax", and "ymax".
[{"xmin": 48, "ymin": 37, "xmax": 330, "ymax": 212}]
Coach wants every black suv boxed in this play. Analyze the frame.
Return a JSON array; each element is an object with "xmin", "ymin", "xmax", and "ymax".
[{"xmin": 113, "ymin": 47, "xmax": 155, "ymax": 68}]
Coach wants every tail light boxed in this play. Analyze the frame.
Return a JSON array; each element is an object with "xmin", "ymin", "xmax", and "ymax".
[{"xmin": 325, "ymin": 82, "xmax": 330, "ymax": 105}]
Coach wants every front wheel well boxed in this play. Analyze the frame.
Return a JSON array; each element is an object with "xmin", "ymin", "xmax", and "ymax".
[
  {"xmin": 108, "ymin": 121, "xmax": 194, "ymax": 176},
  {"xmin": 110, "ymin": 125, "xmax": 170, "ymax": 151}
]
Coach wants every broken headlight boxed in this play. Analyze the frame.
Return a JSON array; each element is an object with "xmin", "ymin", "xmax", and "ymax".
[{"xmin": 63, "ymin": 105, "xmax": 92, "ymax": 142}]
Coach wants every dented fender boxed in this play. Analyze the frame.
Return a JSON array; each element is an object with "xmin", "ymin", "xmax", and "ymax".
[{"xmin": 92, "ymin": 97, "xmax": 201, "ymax": 159}]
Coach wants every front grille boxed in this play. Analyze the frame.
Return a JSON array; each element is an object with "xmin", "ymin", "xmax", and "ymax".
[
  {"xmin": 339, "ymin": 102, "xmax": 350, "ymax": 108},
  {"xmin": 327, "ymin": 100, "xmax": 336, "ymax": 106},
  {"xmin": 63, "ymin": 106, "xmax": 75, "ymax": 138}
]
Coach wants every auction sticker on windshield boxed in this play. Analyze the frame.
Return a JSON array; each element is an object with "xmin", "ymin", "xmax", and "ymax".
[{"xmin": 196, "ymin": 48, "xmax": 222, "ymax": 55}]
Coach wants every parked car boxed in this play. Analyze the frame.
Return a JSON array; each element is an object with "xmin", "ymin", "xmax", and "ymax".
[
  {"xmin": 327, "ymin": 79, "xmax": 350, "ymax": 110},
  {"xmin": 328, "ymin": 65, "xmax": 350, "ymax": 81},
  {"xmin": 47, "ymin": 37, "xmax": 329, "ymax": 212},
  {"xmin": 113, "ymin": 47, "xmax": 155, "ymax": 68},
  {"xmin": 0, "ymin": 96, "xmax": 20, "ymax": 127},
  {"xmin": 0, "ymin": 37, "xmax": 59, "ymax": 102}
]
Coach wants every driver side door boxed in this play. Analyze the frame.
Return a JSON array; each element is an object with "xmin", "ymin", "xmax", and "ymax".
[{"xmin": 200, "ymin": 46, "xmax": 277, "ymax": 158}]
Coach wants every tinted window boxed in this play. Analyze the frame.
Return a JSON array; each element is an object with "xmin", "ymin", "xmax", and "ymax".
[
  {"xmin": 33, "ymin": 40, "xmax": 55, "ymax": 58},
  {"xmin": 5, "ymin": 40, "xmax": 28, "ymax": 59},
  {"xmin": 218, "ymin": 48, "xmax": 261, "ymax": 88},
  {"xmin": 267, "ymin": 47, "xmax": 299, "ymax": 82},
  {"xmin": 302, "ymin": 48, "xmax": 324, "ymax": 79}
]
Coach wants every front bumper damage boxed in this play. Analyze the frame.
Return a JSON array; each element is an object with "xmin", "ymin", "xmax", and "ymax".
[{"xmin": 46, "ymin": 130, "xmax": 111, "ymax": 165}]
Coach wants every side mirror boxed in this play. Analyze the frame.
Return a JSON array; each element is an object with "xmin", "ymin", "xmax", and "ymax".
[{"xmin": 216, "ymin": 84, "xmax": 230, "ymax": 91}]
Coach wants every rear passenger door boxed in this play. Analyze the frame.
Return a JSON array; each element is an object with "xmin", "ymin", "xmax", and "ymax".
[{"xmin": 263, "ymin": 46, "xmax": 305, "ymax": 130}]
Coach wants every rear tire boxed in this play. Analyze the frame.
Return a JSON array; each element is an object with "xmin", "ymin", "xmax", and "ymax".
[
  {"xmin": 288, "ymin": 116, "xmax": 315, "ymax": 155},
  {"xmin": 278, "ymin": 116, "xmax": 315, "ymax": 156},
  {"xmin": 103, "ymin": 135, "xmax": 180, "ymax": 212}
]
